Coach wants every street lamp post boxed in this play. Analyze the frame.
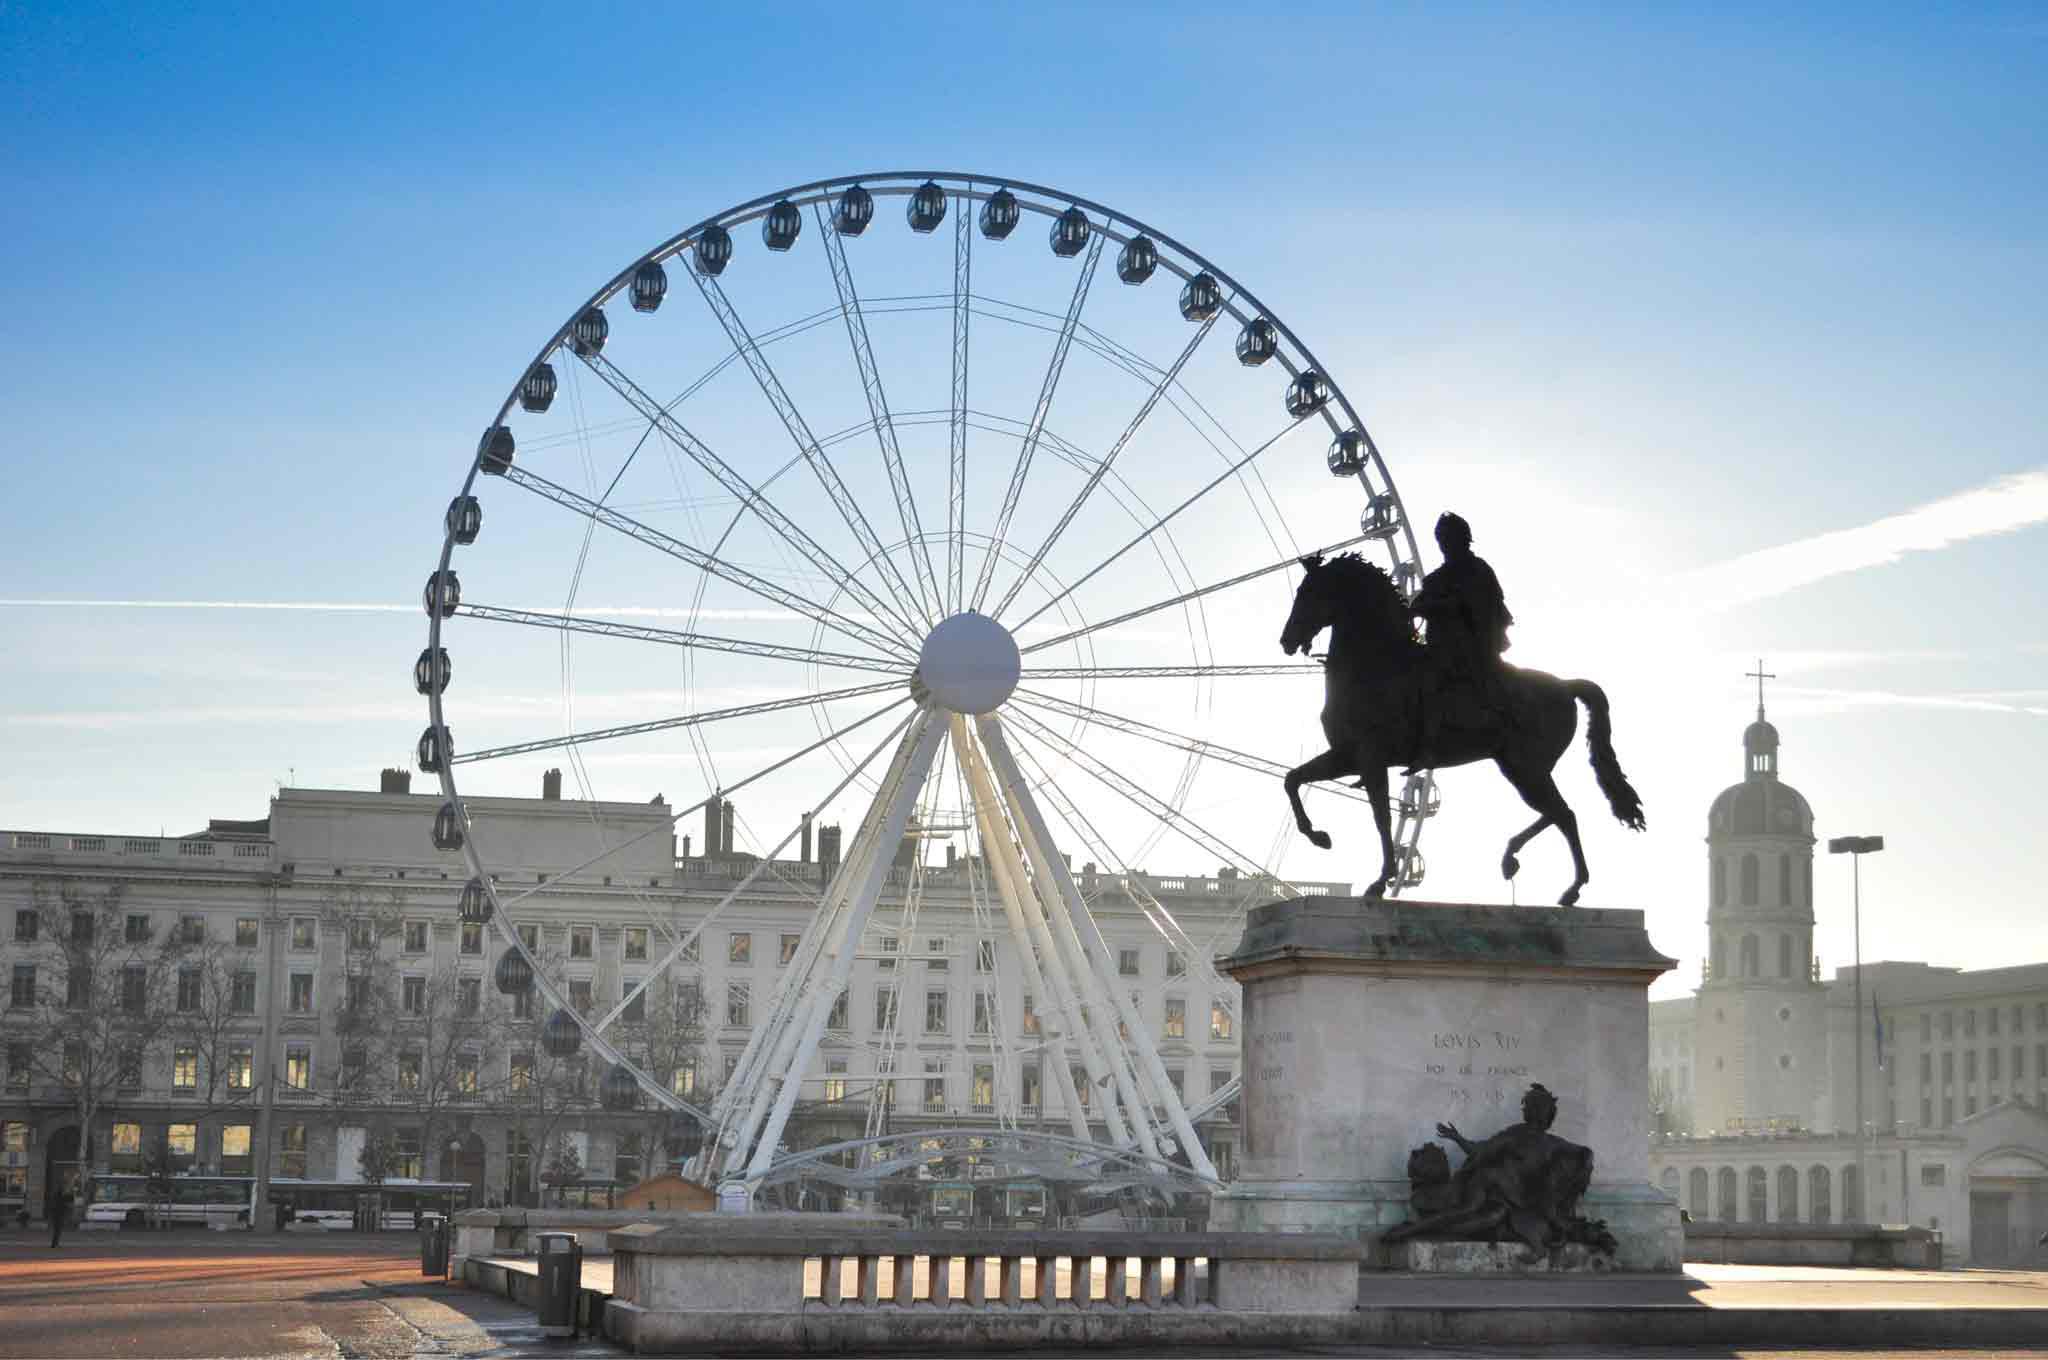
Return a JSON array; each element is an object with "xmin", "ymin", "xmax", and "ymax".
[{"xmin": 1828, "ymin": 833, "xmax": 1884, "ymax": 1223}]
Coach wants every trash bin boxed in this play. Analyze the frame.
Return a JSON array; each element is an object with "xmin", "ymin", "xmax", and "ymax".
[
  {"xmin": 535, "ymin": 1231, "xmax": 582, "ymax": 1340},
  {"xmin": 419, "ymin": 1212, "xmax": 449, "ymax": 1278}
]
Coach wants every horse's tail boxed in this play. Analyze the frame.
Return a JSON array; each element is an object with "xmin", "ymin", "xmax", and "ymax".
[{"xmin": 1568, "ymin": 680, "xmax": 1646, "ymax": 831}]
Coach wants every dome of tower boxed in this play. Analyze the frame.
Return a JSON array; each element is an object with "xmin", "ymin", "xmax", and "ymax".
[{"xmin": 1708, "ymin": 777, "xmax": 1813, "ymax": 838}]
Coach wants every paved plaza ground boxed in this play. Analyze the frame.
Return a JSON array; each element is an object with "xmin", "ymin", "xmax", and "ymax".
[{"xmin": 2, "ymin": 1229, "xmax": 2046, "ymax": 1358}]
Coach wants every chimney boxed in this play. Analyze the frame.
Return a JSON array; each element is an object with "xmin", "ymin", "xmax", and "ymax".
[
  {"xmin": 720, "ymin": 798, "xmax": 736, "ymax": 856},
  {"xmin": 379, "ymin": 768, "xmax": 412, "ymax": 795},
  {"xmin": 705, "ymin": 797, "xmax": 723, "ymax": 859},
  {"xmin": 946, "ymin": 842, "xmax": 957, "ymax": 869},
  {"xmin": 800, "ymin": 812, "xmax": 813, "ymax": 864},
  {"xmin": 681, "ymin": 834, "xmax": 692, "ymax": 859},
  {"xmin": 541, "ymin": 768, "xmax": 562, "ymax": 801},
  {"xmin": 818, "ymin": 823, "xmax": 842, "ymax": 887}
]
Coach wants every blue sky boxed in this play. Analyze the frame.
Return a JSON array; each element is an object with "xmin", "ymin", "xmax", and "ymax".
[{"xmin": 2, "ymin": 3, "xmax": 2044, "ymax": 997}]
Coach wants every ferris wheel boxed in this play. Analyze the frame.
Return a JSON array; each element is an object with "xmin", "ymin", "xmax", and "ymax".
[{"xmin": 418, "ymin": 172, "xmax": 1432, "ymax": 1191}]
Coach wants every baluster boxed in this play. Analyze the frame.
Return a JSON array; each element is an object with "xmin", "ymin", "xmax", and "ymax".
[
  {"xmin": 1140, "ymin": 1256, "xmax": 1164, "ymax": 1307},
  {"xmin": 893, "ymin": 1254, "xmax": 916, "ymax": 1307}
]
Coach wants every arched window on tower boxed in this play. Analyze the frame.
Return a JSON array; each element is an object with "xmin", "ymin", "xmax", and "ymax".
[
  {"xmin": 1802, "ymin": 859, "xmax": 1812, "ymax": 907},
  {"xmin": 1741, "ymin": 853, "xmax": 1759, "ymax": 905},
  {"xmin": 1779, "ymin": 855, "xmax": 1792, "ymax": 906},
  {"xmin": 1712, "ymin": 856, "xmax": 1726, "ymax": 907},
  {"xmin": 1741, "ymin": 933, "xmax": 1760, "ymax": 978},
  {"xmin": 1711, "ymin": 934, "xmax": 1726, "ymax": 981},
  {"xmin": 1778, "ymin": 933, "xmax": 1793, "ymax": 978}
]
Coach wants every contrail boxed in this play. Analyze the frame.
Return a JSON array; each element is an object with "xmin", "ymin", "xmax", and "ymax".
[{"xmin": 1679, "ymin": 466, "xmax": 2048, "ymax": 610}]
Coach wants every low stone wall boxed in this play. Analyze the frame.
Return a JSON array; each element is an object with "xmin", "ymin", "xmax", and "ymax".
[
  {"xmin": 451, "ymin": 1207, "xmax": 900, "ymax": 1267},
  {"xmin": 603, "ymin": 1225, "xmax": 1365, "ymax": 1353},
  {"xmin": 1682, "ymin": 1221, "xmax": 1943, "ymax": 1268}
]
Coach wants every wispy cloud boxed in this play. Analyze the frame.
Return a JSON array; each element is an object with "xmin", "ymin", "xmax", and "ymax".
[
  {"xmin": 1678, "ymin": 466, "xmax": 2048, "ymax": 611},
  {"xmin": 1777, "ymin": 684, "xmax": 2048, "ymax": 719}
]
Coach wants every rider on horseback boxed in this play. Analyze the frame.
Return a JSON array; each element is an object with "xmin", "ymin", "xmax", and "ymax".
[{"xmin": 1411, "ymin": 512, "xmax": 1514, "ymax": 765}]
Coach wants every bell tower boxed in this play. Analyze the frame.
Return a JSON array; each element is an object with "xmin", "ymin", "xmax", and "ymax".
[{"xmin": 1695, "ymin": 664, "xmax": 1826, "ymax": 1134}]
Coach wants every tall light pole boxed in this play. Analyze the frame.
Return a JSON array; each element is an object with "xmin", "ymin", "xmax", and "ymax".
[{"xmin": 1829, "ymin": 834, "xmax": 1884, "ymax": 1222}]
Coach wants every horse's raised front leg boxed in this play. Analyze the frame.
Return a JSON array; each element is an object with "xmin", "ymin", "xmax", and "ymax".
[
  {"xmin": 1284, "ymin": 748, "xmax": 1355, "ymax": 851},
  {"xmin": 1498, "ymin": 760, "xmax": 1588, "ymax": 907},
  {"xmin": 1354, "ymin": 763, "xmax": 1396, "ymax": 899},
  {"xmin": 1501, "ymin": 814, "xmax": 1552, "ymax": 883}
]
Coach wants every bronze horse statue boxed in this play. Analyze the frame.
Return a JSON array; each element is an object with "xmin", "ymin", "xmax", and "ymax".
[{"xmin": 1279, "ymin": 552, "xmax": 1644, "ymax": 906}]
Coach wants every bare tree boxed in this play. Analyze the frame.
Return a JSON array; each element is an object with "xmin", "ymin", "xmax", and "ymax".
[
  {"xmin": 385, "ymin": 963, "xmax": 505, "ymax": 1182},
  {"xmin": 161, "ymin": 928, "xmax": 264, "ymax": 1129},
  {"xmin": 12, "ymin": 881, "xmax": 184, "ymax": 1191},
  {"xmin": 324, "ymin": 887, "xmax": 404, "ymax": 1106},
  {"xmin": 614, "ymin": 972, "xmax": 711, "ymax": 1183},
  {"xmin": 496, "ymin": 942, "xmax": 591, "ymax": 1206}
]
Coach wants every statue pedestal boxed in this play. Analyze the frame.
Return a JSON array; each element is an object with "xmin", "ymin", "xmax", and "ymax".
[{"xmin": 1209, "ymin": 898, "xmax": 1682, "ymax": 1273}]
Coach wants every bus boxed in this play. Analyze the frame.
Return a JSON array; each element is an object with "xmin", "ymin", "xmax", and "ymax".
[
  {"xmin": 271, "ymin": 1177, "xmax": 470, "ymax": 1231},
  {"xmin": 80, "ymin": 1174, "xmax": 470, "ymax": 1231},
  {"xmin": 82, "ymin": 1174, "xmax": 255, "ymax": 1230}
]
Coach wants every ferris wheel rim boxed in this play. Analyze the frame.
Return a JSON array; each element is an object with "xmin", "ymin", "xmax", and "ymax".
[{"xmin": 422, "ymin": 168, "xmax": 1439, "ymax": 1142}]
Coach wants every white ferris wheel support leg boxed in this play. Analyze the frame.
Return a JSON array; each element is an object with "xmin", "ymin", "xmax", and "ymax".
[
  {"xmin": 711, "ymin": 711, "xmax": 934, "ymax": 1180},
  {"xmin": 979, "ymin": 717, "xmax": 1164, "ymax": 1162},
  {"xmin": 953, "ymin": 718, "xmax": 1135, "ymax": 1150},
  {"xmin": 737, "ymin": 710, "xmax": 948, "ymax": 1187},
  {"xmin": 978, "ymin": 714, "xmax": 1220, "ymax": 1182},
  {"xmin": 949, "ymin": 715, "xmax": 1093, "ymax": 1144}
]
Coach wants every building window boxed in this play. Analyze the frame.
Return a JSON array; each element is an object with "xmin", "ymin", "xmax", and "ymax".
[
  {"xmin": 1990, "ymin": 1007, "xmax": 2001, "ymax": 1037},
  {"xmin": 1965, "ymin": 1009, "xmax": 1977, "ymax": 1039},
  {"xmin": 12, "ymin": 910, "xmax": 34, "ymax": 942},
  {"xmin": 111, "ymin": 1122, "xmax": 143, "ymax": 1173},
  {"xmin": 1021, "ymin": 994, "xmax": 1039, "ymax": 1036},
  {"xmin": 673, "ymin": 1057, "xmax": 696, "ymax": 1098},
  {"xmin": 1164, "ymin": 997, "xmax": 1186, "ymax": 1039},
  {"xmin": 679, "ymin": 933, "xmax": 699, "ymax": 963},
  {"xmin": 66, "ymin": 963, "xmax": 88, "ymax": 1008},
  {"xmin": 398, "ymin": 1050, "xmax": 422, "ymax": 1092},
  {"xmin": 402, "ymin": 976, "xmax": 425, "ymax": 1015},
  {"xmin": 8, "ymin": 964, "xmax": 32, "ymax": 1010},
  {"xmin": 924, "ymin": 1060, "xmax": 946, "ymax": 1113},
  {"xmin": 289, "ymin": 973, "xmax": 314, "ymax": 1012},
  {"xmin": 285, "ymin": 1043, "xmax": 310, "ymax": 1090},
  {"xmin": 726, "ymin": 982, "xmax": 750, "ymax": 1028},
  {"xmin": 1990, "ymin": 1048, "xmax": 2002, "ymax": 1081},
  {"xmin": 393, "ymin": 1128, "xmax": 422, "ymax": 1180},
  {"xmin": 166, "ymin": 1123, "xmax": 197, "ymax": 1171},
  {"xmin": 6, "ymin": 1044, "xmax": 30, "ymax": 1091},
  {"xmin": 345, "ymin": 916, "xmax": 373, "ymax": 950},
  {"xmin": 231, "ymin": 970, "xmax": 257, "ymax": 1013},
  {"xmin": 1210, "ymin": 1004, "xmax": 1234, "ymax": 1041},
  {"xmin": 569, "ymin": 978, "xmax": 593, "ymax": 1014},
  {"xmin": 292, "ymin": 917, "xmax": 316, "ymax": 951},
  {"xmin": 176, "ymin": 914, "xmax": 204, "ymax": 945},
  {"xmin": 1778, "ymin": 933, "xmax": 1792, "ymax": 978},
  {"xmin": 925, "ymin": 989, "xmax": 948, "ymax": 1034},
  {"xmin": 518, "ymin": 923, "xmax": 539, "ymax": 952},
  {"xmin": 235, "ymin": 918, "xmax": 259, "ymax": 949},
  {"xmin": 456, "ymin": 1052, "xmax": 479, "ymax": 1098},
  {"xmin": 227, "ymin": 1046, "xmax": 253, "ymax": 1091},
  {"xmin": 826, "ymin": 990, "xmax": 849, "ymax": 1031},
  {"xmin": 1118, "ymin": 948, "xmax": 1140, "ymax": 977},
  {"xmin": 972, "ymin": 1063, "xmax": 995, "ymax": 1112},
  {"xmin": 459, "ymin": 976, "xmax": 481, "ymax": 1016},
  {"xmin": 170, "ymin": 965, "xmax": 196, "ymax": 1010},
  {"xmin": 614, "ymin": 1133, "xmax": 643, "ymax": 1187},
  {"xmin": 972, "ymin": 993, "xmax": 993, "ymax": 1036},
  {"xmin": 459, "ymin": 921, "xmax": 482, "ymax": 955},
  {"xmin": 342, "ymin": 1045, "xmax": 367, "ymax": 1089},
  {"xmin": 1920, "ymin": 1052, "xmax": 1933, "ymax": 1084},
  {"xmin": 121, "ymin": 965, "xmax": 147, "ymax": 1013},
  {"xmin": 977, "ymin": 940, "xmax": 995, "ymax": 973},
  {"xmin": 125, "ymin": 913, "xmax": 151, "ymax": 944},
  {"xmin": 875, "ymin": 986, "xmax": 897, "ymax": 1033},
  {"xmin": 280, "ymin": 1125, "xmax": 307, "ymax": 1178},
  {"xmin": 1166, "ymin": 1067, "xmax": 1185, "ymax": 1102},
  {"xmin": 116, "ymin": 1046, "xmax": 141, "ymax": 1089},
  {"xmin": 1740, "ymin": 854, "xmax": 1758, "ymax": 906},
  {"xmin": 780, "ymin": 933, "xmax": 801, "ymax": 966},
  {"xmin": 728, "ymin": 932, "xmax": 751, "ymax": 965},
  {"xmin": 62, "ymin": 912, "xmax": 91, "ymax": 945},
  {"xmin": 1739, "ymin": 934, "xmax": 1759, "ymax": 978},
  {"xmin": 1021, "ymin": 1064, "xmax": 1041, "ymax": 1107},
  {"xmin": 220, "ymin": 1124, "xmax": 252, "ymax": 1175},
  {"xmin": 878, "ymin": 936, "xmax": 898, "ymax": 969},
  {"xmin": 624, "ymin": 927, "xmax": 648, "ymax": 961},
  {"xmin": 1711, "ymin": 857, "xmax": 1726, "ymax": 907},
  {"xmin": 173, "ymin": 1046, "xmax": 198, "ymax": 1093},
  {"xmin": 403, "ymin": 920, "xmax": 428, "ymax": 954},
  {"xmin": 1070, "ymin": 1065, "xmax": 1090, "ymax": 1109},
  {"xmin": 1166, "ymin": 950, "xmax": 1186, "ymax": 978},
  {"xmin": 1965, "ymin": 1051, "xmax": 1978, "ymax": 1082},
  {"xmin": 926, "ymin": 937, "xmax": 948, "ymax": 970}
]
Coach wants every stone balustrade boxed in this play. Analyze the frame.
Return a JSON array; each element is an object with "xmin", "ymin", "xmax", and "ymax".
[{"xmin": 601, "ymin": 1224, "xmax": 1365, "ymax": 1353}]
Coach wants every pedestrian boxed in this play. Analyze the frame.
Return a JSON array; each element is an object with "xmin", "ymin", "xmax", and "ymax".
[{"xmin": 48, "ymin": 1186, "xmax": 72, "ymax": 1248}]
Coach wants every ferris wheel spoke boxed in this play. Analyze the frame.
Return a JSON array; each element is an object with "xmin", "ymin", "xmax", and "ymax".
[
  {"xmin": 948, "ymin": 194, "xmax": 972, "ymax": 616},
  {"xmin": 490, "ymin": 694, "xmax": 911, "ymax": 916},
  {"xmin": 969, "ymin": 230, "xmax": 1106, "ymax": 613},
  {"xmin": 1002, "ymin": 704, "xmax": 1296, "ymax": 885},
  {"xmin": 1010, "ymin": 687, "xmax": 1378, "ymax": 809},
  {"xmin": 452, "ymin": 602, "xmax": 902, "ymax": 674},
  {"xmin": 686, "ymin": 268, "xmax": 929, "ymax": 638},
  {"xmin": 449, "ymin": 679, "xmax": 903, "ymax": 764},
  {"xmin": 497, "ymin": 462, "xmax": 914, "ymax": 661},
  {"xmin": 571, "ymin": 347, "xmax": 923, "ymax": 647},
  {"xmin": 991, "ymin": 310, "xmax": 1220, "ymax": 621},
  {"xmin": 1009, "ymin": 414, "xmax": 1316, "ymax": 637},
  {"xmin": 1022, "ymin": 531, "xmax": 1373, "ymax": 657},
  {"xmin": 815, "ymin": 202, "xmax": 942, "ymax": 623},
  {"xmin": 1022, "ymin": 662, "xmax": 1321, "ymax": 679}
]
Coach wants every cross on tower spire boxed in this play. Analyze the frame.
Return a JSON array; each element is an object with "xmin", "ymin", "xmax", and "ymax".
[{"xmin": 1746, "ymin": 658, "xmax": 1775, "ymax": 721}]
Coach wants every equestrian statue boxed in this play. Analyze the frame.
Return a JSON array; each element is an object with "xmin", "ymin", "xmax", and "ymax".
[{"xmin": 1279, "ymin": 512, "xmax": 1644, "ymax": 906}]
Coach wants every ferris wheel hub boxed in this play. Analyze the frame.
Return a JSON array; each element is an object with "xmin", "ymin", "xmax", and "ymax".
[{"xmin": 916, "ymin": 611, "xmax": 1021, "ymax": 715}]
